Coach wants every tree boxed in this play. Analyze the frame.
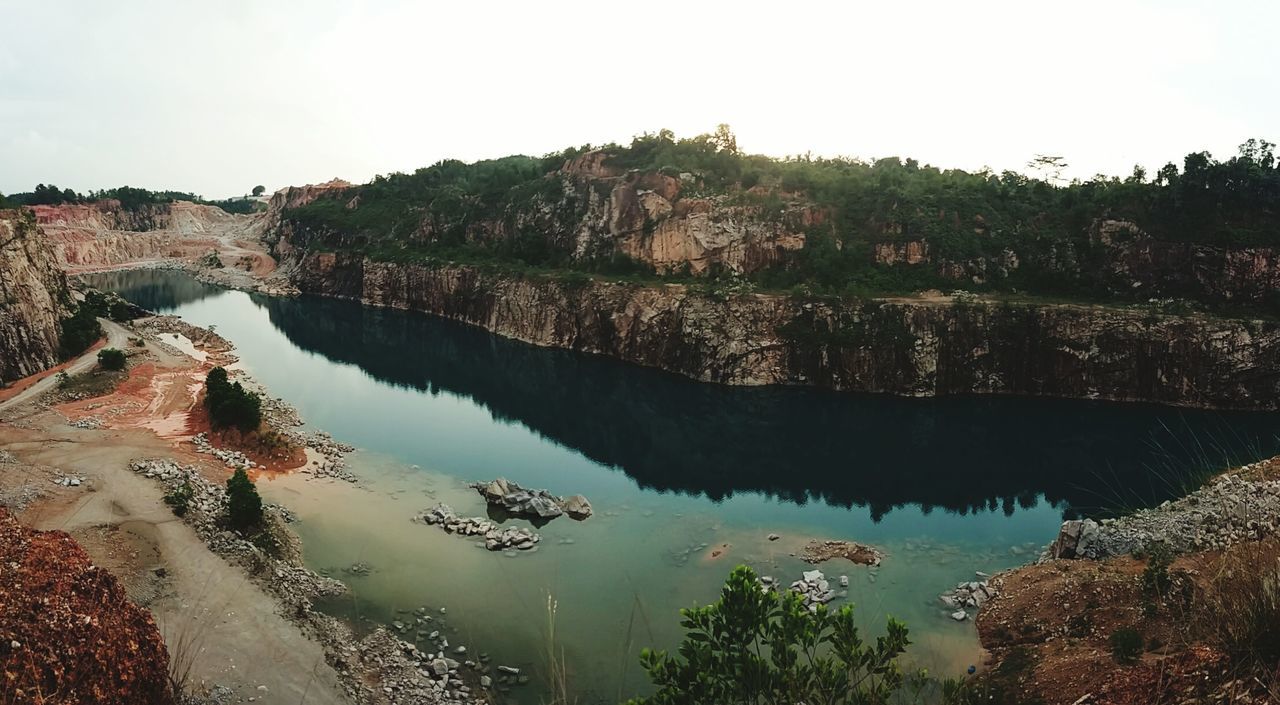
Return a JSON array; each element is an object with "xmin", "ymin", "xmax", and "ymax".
[
  {"xmin": 59, "ymin": 305, "xmax": 103, "ymax": 359},
  {"xmin": 711, "ymin": 124, "xmax": 739, "ymax": 155},
  {"xmin": 97, "ymin": 348, "xmax": 126, "ymax": 371},
  {"xmin": 252, "ymin": 185, "xmax": 266, "ymax": 197},
  {"xmin": 204, "ymin": 366, "xmax": 262, "ymax": 432},
  {"xmin": 1026, "ymin": 154, "xmax": 1068, "ymax": 184},
  {"xmin": 225, "ymin": 467, "xmax": 263, "ymax": 531},
  {"xmin": 630, "ymin": 565, "xmax": 910, "ymax": 705}
]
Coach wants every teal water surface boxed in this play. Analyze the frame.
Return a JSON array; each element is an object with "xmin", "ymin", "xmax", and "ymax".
[{"xmin": 89, "ymin": 270, "xmax": 1280, "ymax": 703}]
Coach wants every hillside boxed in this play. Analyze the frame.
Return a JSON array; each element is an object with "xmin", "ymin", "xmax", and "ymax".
[{"xmin": 272, "ymin": 129, "xmax": 1280, "ymax": 312}]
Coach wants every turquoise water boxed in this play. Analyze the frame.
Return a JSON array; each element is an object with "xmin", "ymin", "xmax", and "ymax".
[{"xmin": 90, "ymin": 270, "xmax": 1280, "ymax": 703}]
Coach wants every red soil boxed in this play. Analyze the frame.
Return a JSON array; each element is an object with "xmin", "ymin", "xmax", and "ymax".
[{"xmin": 0, "ymin": 508, "xmax": 174, "ymax": 705}]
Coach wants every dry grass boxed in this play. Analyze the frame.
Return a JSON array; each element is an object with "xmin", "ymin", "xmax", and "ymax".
[
  {"xmin": 1192, "ymin": 538, "xmax": 1280, "ymax": 697},
  {"xmin": 542, "ymin": 592, "xmax": 573, "ymax": 705}
]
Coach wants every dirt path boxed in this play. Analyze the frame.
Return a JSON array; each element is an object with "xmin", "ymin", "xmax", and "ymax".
[
  {"xmin": 0, "ymin": 318, "xmax": 131, "ymax": 412},
  {"xmin": 1, "ymin": 419, "xmax": 350, "ymax": 704},
  {"xmin": 0, "ymin": 324, "xmax": 352, "ymax": 704}
]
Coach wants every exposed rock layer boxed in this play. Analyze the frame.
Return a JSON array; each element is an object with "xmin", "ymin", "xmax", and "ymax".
[
  {"xmin": 35, "ymin": 201, "xmax": 246, "ymax": 270},
  {"xmin": 0, "ymin": 211, "xmax": 71, "ymax": 382},
  {"xmin": 284, "ymin": 252, "xmax": 1280, "ymax": 410}
]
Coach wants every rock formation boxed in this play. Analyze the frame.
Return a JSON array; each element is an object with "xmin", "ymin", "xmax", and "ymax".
[
  {"xmin": 34, "ymin": 200, "xmax": 248, "ymax": 271},
  {"xmin": 472, "ymin": 478, "xmax": 593, "ymax": 520},
  {"xmin": 0, "ymin": 210, "xmax": 72, "ymax": 382},
  {"xmin": 278, "ymin": 254, "xmax": 1280, "ymax": 410}
]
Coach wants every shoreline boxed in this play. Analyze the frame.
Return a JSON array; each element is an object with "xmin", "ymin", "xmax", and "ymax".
[{"xmin": 0, "ymin": 310, "xmax": 495, "ymax": 704}]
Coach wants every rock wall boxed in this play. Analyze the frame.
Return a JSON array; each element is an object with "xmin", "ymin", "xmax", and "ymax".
[
  {"xmin": 287, "ymin": 252, "xmax": 1280, "ymax": 410},
  {"xmin": 0, "ymin": 211, "xmax": 71, "ymax": 382},
  {"xmin": 35, "ymin": 201, "xmax": 248, "ymax": 271},
  {"xmin": 871, "ymin": 220, "xmax": 1280, "ymax": 302}
]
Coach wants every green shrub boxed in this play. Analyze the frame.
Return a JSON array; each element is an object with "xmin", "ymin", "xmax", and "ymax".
[
  {"xmin": 58, "ymin": 305, "xmax": 102, "ymax": 359},
  {"xmin": 225, "ymin": 468, "xmax": 262, "ymax": 532},
  {"xmin": 628, "ymin": 565, "xmax": 910, "ymax": 705},
  {"xmin": 1110, "ymin": 627, "xmax": 1143, "ymax": 665},
  {"xmin": 163, "ymin": 481, "xmax": 194, "ymax": 517},
  {"xmin": 97, "ymin": 348, "xmax": 126, "ymax": 371},
  {"xmin": 204, "ymin": 367, "xmax": 262, "ymax": 432}
]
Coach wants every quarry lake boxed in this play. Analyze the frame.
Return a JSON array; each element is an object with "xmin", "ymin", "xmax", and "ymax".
[{"xmin": 91, "ymin": 270, "xmax": 1280, "ymax": 703}]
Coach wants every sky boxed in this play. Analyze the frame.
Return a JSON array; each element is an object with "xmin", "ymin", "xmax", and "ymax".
[{"xmin": 1, "ymin": 0, "xmax": 1276, "ymax": 199}]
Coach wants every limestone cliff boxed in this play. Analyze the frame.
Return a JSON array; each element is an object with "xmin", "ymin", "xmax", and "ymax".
[
  {"xmin": 286, "ymin": 252, "xmax": 1280, "ymax": 410},
  {"xmin": 0, "ymin": 211, "xmax": 72, "ymax": 382}
]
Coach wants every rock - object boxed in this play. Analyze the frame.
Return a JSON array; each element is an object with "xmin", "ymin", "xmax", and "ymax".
[
  {"xmin": 799, "ymin": 539, "xmax": 883, "ymax": 566},
  {"xmin": 939, "ymin": 578, "xmax": 998, "ymax": 621},
  {"xmin": 760, "ymin": 569, "xmax": 843, "ymax": 613},
  {"xmin": 417, "ymin": 504, "xmax": 541, "ymax": 552},
  {"xmin": 472, "ymin": 478, "xmax": 592, "ymax": 521},
  {"xmin": 279, "ymin": 256, "xmax": 1280, "ymax": 410},
  {"xmin": 1045, "ymin": 465, "xmax": 1280, "ymax": 561},
  {"xmin": 0, "ymin": 211, "xmax": 72, "ymax": 383}
]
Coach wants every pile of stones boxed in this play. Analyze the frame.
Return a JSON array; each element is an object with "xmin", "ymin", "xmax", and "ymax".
[
  {"xmin": 471, "ymin": 478, "xmax": 592, "ymax": 521},
  {"xmin": 129, "ymin": 458, "xmax": 344, "ymax": 602},
  {"xmin": 760, "ymin": 569, "xmax": 848, "ymax": 613},
  {"xmin": 192, "ymin": 432, "xmax": 257, "ymax": 470},
  {"xmin": 416, "ymin": 504, "xmax": 541, "ymax": 552},
  {"xmin": 939, "ymin": 575, "xmax": 996, "ymax": 621},
  {"xmin": 1047, "ymin": 467, "xmax": 1280, "ymax": 561}
]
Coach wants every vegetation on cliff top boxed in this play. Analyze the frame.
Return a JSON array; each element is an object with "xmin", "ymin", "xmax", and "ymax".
[
  {"xmin": 4, "ymin": 183, "xmax": 264, "ymax": 214},
  {"xmin": 279, "ymin": 128, "xmax": 1280, "ymax": 308}
]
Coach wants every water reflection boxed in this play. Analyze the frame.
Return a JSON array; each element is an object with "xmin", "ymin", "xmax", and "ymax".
[
  {"xmin": 91, "ymin": 270, "xmax": 1280, "ymax": 521},
  {"xmin": 252, "ymin": 293, "xmax": 1280, "ymax": 520}
]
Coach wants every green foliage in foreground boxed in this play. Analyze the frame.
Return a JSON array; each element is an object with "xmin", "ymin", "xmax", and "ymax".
[
  {"xmin": 96, "ymin": 348, "xmax": 126, "ymax": 371},
  {"xmin": 204, "ymin": 366, "xmax": 262, "ymax": 432},
  {"xmin": 630, "ymin": 565, "xmax": 910, "ymax": 705},
  {"xmin": 225, "ymin": 467, "xmax": 263, "ymax": 532},
  {"xmin": 58, "ymin": 304, "xmax": 102, "ymax": 359}
]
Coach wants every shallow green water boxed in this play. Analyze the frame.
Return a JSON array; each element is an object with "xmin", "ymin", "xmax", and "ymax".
[{"xmin": 90, "ymin": 270, "xmax": 1280, "ymax": 703}]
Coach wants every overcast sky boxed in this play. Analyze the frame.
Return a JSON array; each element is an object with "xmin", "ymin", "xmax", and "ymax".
[{"xmin": 1, "ymin": 0, "xmax": 1275, "ymax": 199}]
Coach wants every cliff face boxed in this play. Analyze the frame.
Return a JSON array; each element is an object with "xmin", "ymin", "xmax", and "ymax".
[
  {"xmin": 0, "ymin": 211, "xmax": 71, "ymax": 382},
  {"xmin": 276, "ymin": 160, "xmax": 818, "ymax": 277},
  {"xmin": 36, "ymin": 201, "xmax": 248, "ymax": 271},
  {"xmin": 871, "ymin": 219, "xmax": 1280, "ymax": 302},
  {"xmin": 287, "ymin": 252, "xmax": 1280, "ymax": 410}
]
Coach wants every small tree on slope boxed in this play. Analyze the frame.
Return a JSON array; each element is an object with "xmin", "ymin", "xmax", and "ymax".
[{"xmin": 226, "ymin": 468, "xmax": 263, "ymax": 532}]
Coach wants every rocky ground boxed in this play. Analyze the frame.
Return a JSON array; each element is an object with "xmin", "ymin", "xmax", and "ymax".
[
  {"xmin": 0, "ymin": 507, "xmax": 174, "ymax": 704},
  {"xmin": 971, "ymin": 456, "xmax": 1280, "ymax": 704},
  {"xmin": 1047, "ymin": 460, "xmax": 1280, "ymax": 560}
]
